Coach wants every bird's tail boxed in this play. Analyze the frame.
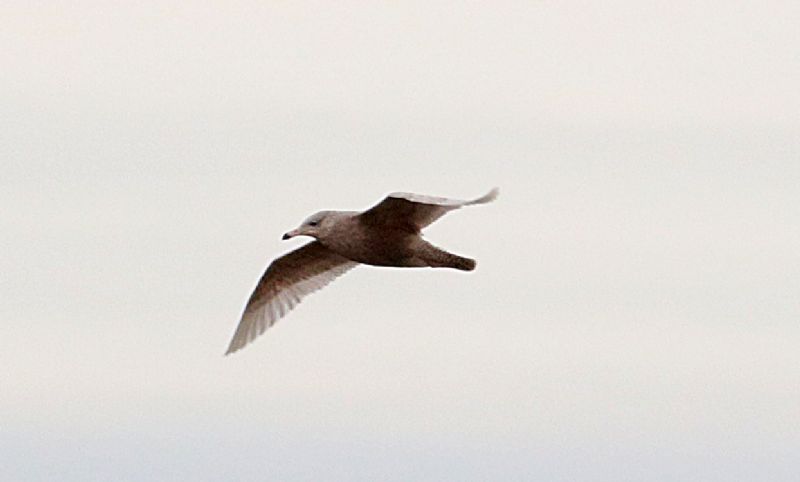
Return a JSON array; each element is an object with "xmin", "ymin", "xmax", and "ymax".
[
  {"xmin": 448, "ymin": 254, "xmax": 476, "ymax": 271},
  {"xmin": 417, "ymin": 241, "xmax": 476, "ymax": 271}
]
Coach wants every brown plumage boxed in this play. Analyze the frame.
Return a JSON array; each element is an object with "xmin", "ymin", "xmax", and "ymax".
[{"xmin": 225, "ymin": 188, "xmax": 498, "ymax": 355}]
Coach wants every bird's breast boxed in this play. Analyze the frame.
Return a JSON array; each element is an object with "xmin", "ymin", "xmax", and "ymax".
[{"xmin": 322, "ymin": 225, "xmax": 417, "ymax": 267}]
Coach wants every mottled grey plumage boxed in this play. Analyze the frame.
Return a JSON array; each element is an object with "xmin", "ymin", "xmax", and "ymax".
[{"xmin": 225, "ymin": 188, "xmax": 498, "ymax": 355}]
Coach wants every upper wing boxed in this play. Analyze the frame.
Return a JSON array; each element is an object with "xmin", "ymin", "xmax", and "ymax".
[
  {"xmin": 358, "ymin": 187, "xmax": 499, "ymax": 232},
  {"xmin": 225, "ymin": 241, "xmax": 358, "ymax": 355}
]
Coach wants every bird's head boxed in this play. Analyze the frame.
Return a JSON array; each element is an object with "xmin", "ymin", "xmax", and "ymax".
[{"xmin": 282, "ymin": 211, "xmax": 336, "ymax": 240}]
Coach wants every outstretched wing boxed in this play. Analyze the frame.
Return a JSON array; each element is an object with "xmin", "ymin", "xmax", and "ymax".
[
  {"xmin": 358, "ymin": 187, "xmax": 499, "ymax": 232},
  {"xmin": 225, "ymin": 241, "xmax": 358, "ymax": 355}
]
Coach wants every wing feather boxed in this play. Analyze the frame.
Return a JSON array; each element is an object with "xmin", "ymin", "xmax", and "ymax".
[
  {"xmin": 225, "ymin": 241, "xmax": 358, "ymax": 355},
  {"xmin": 358, "ymin": 187, "xmax": 498, "ymax": 232}
]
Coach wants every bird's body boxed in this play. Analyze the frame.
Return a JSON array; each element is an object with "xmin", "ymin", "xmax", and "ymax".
[
  {"xmin": 320, "ymin": 215, "xmax": 458, "ymax": 268},
  {"xmin": 311, "ymin": 212, "xmax": 414, "ymax": 266},
  {"xmin": 225, "ymin": 188, "xmax": 498, "ymax": 354}
]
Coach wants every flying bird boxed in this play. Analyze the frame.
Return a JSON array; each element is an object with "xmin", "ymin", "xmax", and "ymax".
[{"xmin": 225, "ymin": 188, "xmax": 499, "ymax": 354}]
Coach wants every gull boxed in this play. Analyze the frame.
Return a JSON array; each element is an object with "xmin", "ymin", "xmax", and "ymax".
[{"xmin": 225, "ymin": 188, "xmax": 498, "ymax": 354}]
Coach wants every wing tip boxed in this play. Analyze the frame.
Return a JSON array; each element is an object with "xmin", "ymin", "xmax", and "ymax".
[
  {"xmin": 224, "ymin": 340, "xmax": 242, "ymax": 356},
  {"xmin": 470, "ymin": 187, "xmax": 499, "ymax": 205}
]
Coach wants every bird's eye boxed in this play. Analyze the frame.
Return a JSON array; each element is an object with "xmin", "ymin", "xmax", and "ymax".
[{"xmin": 308, "ymin": 221, "xmax": 319, "ymax": 227}]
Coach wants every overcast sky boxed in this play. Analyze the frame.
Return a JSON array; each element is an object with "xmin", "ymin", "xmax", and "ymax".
[{"xmin": 2, "ymin": 1, "xmax": 799, "ymax": 481}]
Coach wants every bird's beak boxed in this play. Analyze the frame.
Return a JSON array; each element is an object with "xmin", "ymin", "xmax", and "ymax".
[{"xmin": 282, "ymin": 229, "xmax": 301, "ymax": 240}]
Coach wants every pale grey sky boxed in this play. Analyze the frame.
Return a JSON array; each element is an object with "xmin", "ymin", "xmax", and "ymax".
[{"xmin": 2, "ymin": 1, "xmax": 799, "ymax": 481}]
